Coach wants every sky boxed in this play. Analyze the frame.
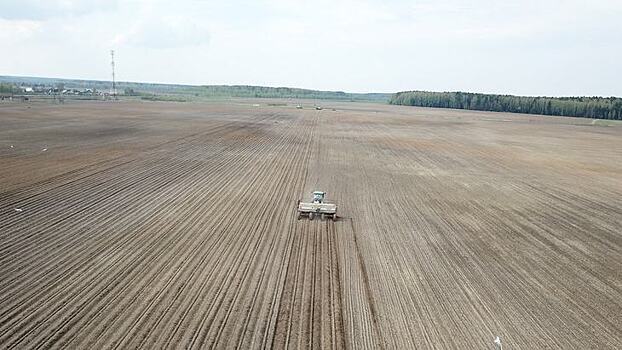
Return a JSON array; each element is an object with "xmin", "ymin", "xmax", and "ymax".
[{"xmin": 0, "ymin": 0, "xmax": 620, "ymax": 96}]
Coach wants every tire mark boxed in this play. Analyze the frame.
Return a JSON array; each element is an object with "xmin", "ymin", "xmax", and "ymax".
[{"xmin": 350, "ymin": 217, "xmax": 385, "ymax": 350}]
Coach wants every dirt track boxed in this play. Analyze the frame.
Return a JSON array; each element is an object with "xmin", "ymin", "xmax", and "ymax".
[{"xmin": 0, "ymin": 100, "xmax": 621, "ymax": 349}]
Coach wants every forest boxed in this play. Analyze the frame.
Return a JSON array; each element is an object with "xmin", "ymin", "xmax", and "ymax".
[
  {"xmin": 390, "ymin": 91, "xmax": 622, "ymax": 120},
  {"xmin": 0, "ymin": 83, "xmax": 20, "ymax": 94}
]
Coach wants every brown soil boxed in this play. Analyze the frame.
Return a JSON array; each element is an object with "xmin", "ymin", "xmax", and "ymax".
[{"xmin": 0, "ymin": 99, "xmax": 620, "ymax": 349}]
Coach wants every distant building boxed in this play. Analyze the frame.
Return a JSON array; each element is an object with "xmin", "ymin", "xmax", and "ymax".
[{"xmin": 33, "ymin": 85, "xmax": 47, "ymax": 93}]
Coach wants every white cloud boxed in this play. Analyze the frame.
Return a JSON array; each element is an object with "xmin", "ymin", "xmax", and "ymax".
[
  {"xmin": 0, "ymin": 0, "xmax": 620, "ymax": 96},
  {"xmin": 0, "ymin": 19, "xmax": 42, "ymax": 42},
  {"xmin": 112, "ymin": 16, "xmax": 210, "ymax": 49},
  {"xmin": 0, "ymin": 0, "xmax": 117, "ymax": 20}
]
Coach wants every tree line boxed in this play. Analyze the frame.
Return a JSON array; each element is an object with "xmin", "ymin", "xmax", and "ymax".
[
  {"xmin": 196, "ymin": 85, "xmax": 390, "ymax": 101},
  {"xmin": 390, "ymin": 91, "xmax": 622, "ymax": 120},
  {"xmin": 0, "ymin": 76, "xmax": 391, "ymax": 102},
  {"xmin": 0, "ymin": 83, "xmax": 20, "ymax": 94}
]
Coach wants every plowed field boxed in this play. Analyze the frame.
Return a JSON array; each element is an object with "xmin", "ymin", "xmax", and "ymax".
[{"xmin": 1, "ymin": 100, "xmax": 621, "ymax": 349}]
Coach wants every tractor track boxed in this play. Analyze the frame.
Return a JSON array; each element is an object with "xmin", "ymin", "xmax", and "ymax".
[{"xmin": 349, "ymin": 218, "xmax": 384, "ymax": 350}]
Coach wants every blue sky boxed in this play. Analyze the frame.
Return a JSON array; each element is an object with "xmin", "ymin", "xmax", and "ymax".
[{"xmin": 0, "ymin": 0, "xmax": 620, "ymax": 96}]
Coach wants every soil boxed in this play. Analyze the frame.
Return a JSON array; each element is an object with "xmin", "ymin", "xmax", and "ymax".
[{"xmin": 0, "ymin": 99, "xmax": 621, "ymax": 349}]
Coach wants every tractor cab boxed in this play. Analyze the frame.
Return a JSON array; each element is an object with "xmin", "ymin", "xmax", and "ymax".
[{"xmin": 312, "ymin": 191, "xmax": 326, "ymax": 203}]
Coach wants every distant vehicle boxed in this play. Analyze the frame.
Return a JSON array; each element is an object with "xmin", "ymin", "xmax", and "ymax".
[
  {"xmin": 296, "ymin": 105, "xmax": 303, "ymax": 109},
  {"xmin": 315, "ymin": 106, "xmax": 322, "ymax": 110},
  {"xmin": 297, "ymin": 191, "xmax": 337, "ymax": 221}
]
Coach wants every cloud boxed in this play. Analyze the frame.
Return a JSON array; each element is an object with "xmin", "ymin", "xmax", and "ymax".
[
  {"xmin": 0, "ymin": 19, "xmax": 42, "ymax": 42},
  {"xmin": 0, "ymin": 0, "xmax": 117, "ymax": 20},
  {"xmin": 0, "ymin": 0, "xmax": 620, "ymax": 96},
  {"xmin": 112, "ymin": 16, "xmax": 210, "ymax": 49}
]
